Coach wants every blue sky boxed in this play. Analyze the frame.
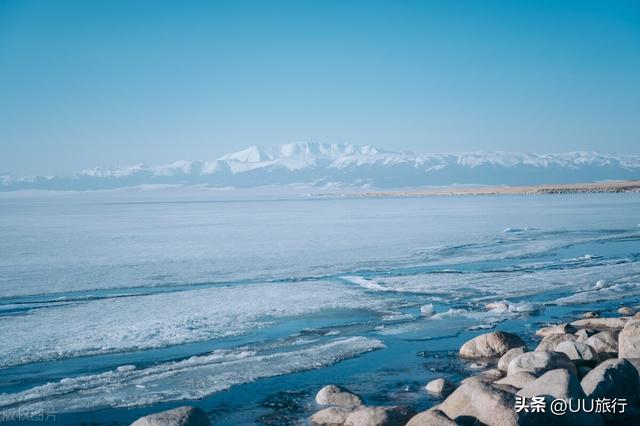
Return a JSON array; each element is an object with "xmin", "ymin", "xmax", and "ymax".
[{"xmin": 1, "ymin": 0, "xmax": 639, "ymax": 175}]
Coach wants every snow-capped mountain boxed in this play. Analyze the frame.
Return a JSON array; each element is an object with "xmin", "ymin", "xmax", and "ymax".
[{"xmin": 3, "ymin": 142, "xmax": 640, "ymax": 191}]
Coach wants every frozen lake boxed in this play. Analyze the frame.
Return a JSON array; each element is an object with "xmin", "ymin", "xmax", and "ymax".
[{"xmin": 0, "ymin": 191, "xmax": 639, "ymax": 424}]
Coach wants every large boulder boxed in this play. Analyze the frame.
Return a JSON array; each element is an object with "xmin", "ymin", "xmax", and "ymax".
[
  {"xmin": 494, "ymin": 371, "xmax": 537, "ymax": 389},
  {"xmin": 344, "ymin": 406, "xmax": 416, "ymax": 426},
  {"xmin": 507, "ymin": 351, "xmax": 577, "ymax": 377},
  {"xmin": 584, "ymin": 331, "xmax": 618, "ymax": 358},
  {"xmin": 581, "ymin": 359, "xmax": 640, "ymax": 403},
  {"xmin": 619, "ymin": 320, "xmax": 640, "ymax": 358},
  {"xmin": 310, "ymin": 407, "xmax": 357, "ymax": 426},
  {"xmin": 316, "ymin": 385, "xmax": 363, "ymax": 407},
  {"xmin": 535, "ymin": 333, "xmax": 575, "ymax": 352},
  {"xmin": 554, "ymin": 341, "xmax": 598, "ymax": 365},
  {"xmin": 518, "ymin": 369, "xmax": 604, "ymax": 426},
  {"xmin": 425, "ymin": 378, "xmax": 456, "ymax": 397},
  {"xmin": 498, "ymin": 347, "xmax": 526, "ymax": 372},
  {"xmin": 438, "ymin": 378, "xmax": 523, "ymax": 425},
  {"xmin": 570, "ymin": 317, "xmax": 628, "ymax": 331},
  {"xmin": 535, "ymin": 323, "xmax": 577, "ymax": 337},
  {"xmin": 405, "ymin": 408, "xmax": 457, "ymax": 426},
  {"xmin": 131, "ymin": 406, "xmax": 211, "ymax": 426},
  {"xmin": 517, "ymin": 369, "xmax": 584, "ymax": 400},
  {"xmin": 459, "ymin": 331, "xmax": 526, "ymax": 359}
]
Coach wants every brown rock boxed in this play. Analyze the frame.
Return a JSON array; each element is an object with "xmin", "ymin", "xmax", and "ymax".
[
  {"xmin": 535, "ymin": 333, "xmax": 575, "ymax": 352},
  {"xmin": 131, "ymin": 406, "xmax": 211, "ymax": 426},
  {"xmin": 459, "ymin": 331, "xmax": 526, "ymax": 359},
  {"xmin": 438, "ymin": 378, "xmax": 523, "ymax": 425},
  {"xmin": 344, "ymin": 406, "xmax": 416, "ymax": 426},
  {"xmin": 570, "ymin": 317, "xmax": 628, "ymax": 331},
  {"xmin": 310, "ymin": 407, "xmax": 357, "ymax": 426},
  {"xmin": 405, "ymin": 408, "xmax": 457, "ymax": 426}
]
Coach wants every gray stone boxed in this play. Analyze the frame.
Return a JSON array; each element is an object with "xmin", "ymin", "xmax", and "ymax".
[
  {"xmin": 405, "ymin": 408, "xmax": 457, "ymax": 426},
  {"xmin": 344, "ymin": 406, "xmax": 416, "ymax": 426},
  {"xmin": 310, "ymin": 407, "xmax": 357, "ymax": 426},
  {"xmin": 498, "ymin": 347, "xmax": 526, "ymax": 372},
  {"xmin": 517, "ymin": 369, "xmax": 584, "ymax": 400},
  {"xmin": 570, "ymin": 317, "xmax": 628, "ymax": 331},
  {"xmin": 315, "ymin": 385, "xmax": 363, "ymax": 407},
  {"xmin": 438, "ymin": 378, "xmax": 523, "ymax": 425},
  {"xmin": 425, "ymin": 378, "xmax": 455, "ymax": 397},
  {"xmin": 619, "ymin": 319, "xmax": 640, "ymax": 358},
  {"xmin": 518, "ymin": 370, "xmax": 604, "ymax": 426},
  {"xmin": 461, "ymin": 368, "xmax": 505, "ymax": 386},
  {"xmin": 131, "ymin": 406, "xmax": 211, "ymax": 426},
  {"xmin": 507, "ymin": 351, "xmax": 577, "ymax": 377},
  {"xmin": 535, "ymin": 333, "xmax": 575, "ymax": 352},
  {"xmin": 581, "ymin": 359, "xmax": 640, "ymax": 403},
  {"xmin": 554, "ymin": 340, "xmax": 598, "ymax": 365},
  {"xmin": 459, "ymin": 331, "xmax": 526, "ymax": 359},
  {"xmin": 584, "ymin": 330, "xmax": 618, "ymax": 358},
  {"xmin": 535, "ymin": 323, "xmax": 577, "ymax": 337},
  {"xmin": 494, "ymin": 371, "xmax": 537, "ymax": 389}
]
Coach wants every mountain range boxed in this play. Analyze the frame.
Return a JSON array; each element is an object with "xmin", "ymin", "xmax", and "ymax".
[{"xmin": 3, "ymin": 142, "xmax": 640, "ymax": 191}]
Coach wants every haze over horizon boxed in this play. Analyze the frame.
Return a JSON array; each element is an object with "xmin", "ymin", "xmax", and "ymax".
[{"xmin": 1, "ymin": 0, "xmax": 639, "ymax": 175}]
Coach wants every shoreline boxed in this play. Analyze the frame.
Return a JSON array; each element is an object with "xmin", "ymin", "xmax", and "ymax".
[
  {"xmin": 130, "ymin": 303, "xmax": 640, "ymax": 425},
  {"xmin": 305, "ymin": 304, "xmax": 640, "ymax": 425},
  {"xmin": 315, "ymin": 180, "xmax": 640, "ymax": 198}
]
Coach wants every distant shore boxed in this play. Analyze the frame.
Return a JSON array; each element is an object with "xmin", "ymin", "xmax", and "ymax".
[{"xmin": 319, "ymin": 180, "xmax": 640, "ymax": 198}]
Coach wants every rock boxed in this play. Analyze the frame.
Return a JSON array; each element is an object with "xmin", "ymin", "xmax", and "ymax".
[
  {"xmin": 498, "ymin": 347, "xmax": 526, "ymax": 372},
  {"xmin": 131, "ymin": 406, "xmax": 211, "ymax": 426},
  {"xmin": 535, "ymin": 333, "xmax": 575, "ymax": 352},
  {"xmin": 310, "ymin": 407, "xmax": 357, "ymax": 426},
  {"xmin": 425, "ymin": 378, "xmax": 455, "ymax": 397},
  {"xmin": 619, "ymin": 319, "xmax": 640, "ymax": 358},
  {"xmin": 315, "ymin": 385, "xmax": 363, "ymax": 407},
  {"xmin": 581, "ymin": 311, "xmax": 600, "ymax": 319},
  {"xmin": 535, "ymin": 323, "xmax": 577, "ymax": 337},
  {"xmin": 494, "ymin": 371, "xmax": 537, "ymax": 389},
  {"xmin": 634, "ymin": 312, "xmax": 640, "ymax": 319},
  {"xmin": 517, "ymin": 369, "xmax": 584, "ymax": 400},
  {"xmin": 462, "ymin": 368, "xmax": 504, "ymax": 385},
  {"xmin": 478, "ymin": 368, "xmax": 504, "ymax": 381},
  {"xmin": 459, "ymin": 331, "xmax": 526, "ymax": 359},
  {"xmin": 581, "ymin": 359, "xmax": 640, "ymax": 403},
  {"xmin": 344, "ymin": 406, "xmax": 416, "ymax": 426},
  {"xmin": 438, "ymin": 378, "xmax": 523, "ymax": 425},
  {"xmin": 507, "ymin": 351, "xmax": 577, "ymax": 377},
  {"xmin": 574, "ymin": 328, "xmax": 598, "ymax": 342},
  {"xmin": 619, "ymin": 306, "xmax": 636, "ymax": 316},
  {"xmin": 405, "ymin": 408, "xmax": 457, "ymax": 426},
  {"xmin": 584, "ymin": 330, "xmax": 618, "ymax": 358},
  {"xmin": 570, "ymin": 317, "xmax": 628, "ymax": 331},
  {"xmin": 518, "ymin": 369, "xmax": 604, "ymax": 426},
  {"xmin": 554, "ymin": 341, "xmax": 598, "ymax": 365}
]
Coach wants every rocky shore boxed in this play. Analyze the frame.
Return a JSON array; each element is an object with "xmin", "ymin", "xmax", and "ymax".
[{"xmin": 130, "ymin": 305, "xmax": 640, "ymax": 426}]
